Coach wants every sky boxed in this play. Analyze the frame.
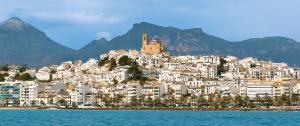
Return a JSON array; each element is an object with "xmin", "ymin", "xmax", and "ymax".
[{"xmin": 0, "ymin": 0, "xmax": 300, "ymax": 50}]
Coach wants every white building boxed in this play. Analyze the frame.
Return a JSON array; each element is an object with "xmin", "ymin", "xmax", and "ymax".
[
  {"xmin": 19, "ymin": 81, "xmax": 38, "ymax": 106},
  {"xmin": 36, "ymin": 67, "xmax": 51, "ymax": 81}
]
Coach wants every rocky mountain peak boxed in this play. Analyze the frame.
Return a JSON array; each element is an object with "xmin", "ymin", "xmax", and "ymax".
[{"xmin": 0, "ymin": 17, "xmax": 29, "ymax": 31}]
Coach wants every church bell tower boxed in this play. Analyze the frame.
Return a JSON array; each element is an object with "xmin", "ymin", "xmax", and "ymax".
[{"xmin": 142, "ymin": 33, "xmax": 148, "ymax": 51}]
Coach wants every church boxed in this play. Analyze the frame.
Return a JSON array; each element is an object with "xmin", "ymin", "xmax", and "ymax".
[{"xmin": 141, "ymin": 33, "xmax": 165, "ymax": 54}]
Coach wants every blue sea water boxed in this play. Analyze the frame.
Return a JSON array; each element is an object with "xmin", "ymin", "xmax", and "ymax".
[{"xmin": 0, "ymin": 110, "xmax": 299, "ymax": 126}]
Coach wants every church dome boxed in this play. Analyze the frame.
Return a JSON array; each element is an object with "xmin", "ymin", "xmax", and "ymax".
[{"xmin": 151, "ymin": 35, "xmax": 160, "ymax": 42}]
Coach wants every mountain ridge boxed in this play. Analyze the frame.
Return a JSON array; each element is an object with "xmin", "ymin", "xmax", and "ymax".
[
  {"xmin": 0, "ymin": 17, "xmax": 300, "ymax": 67},
  {"xmin": 0, "ymin": 17, "xmax": 76, "ymax": 66}
]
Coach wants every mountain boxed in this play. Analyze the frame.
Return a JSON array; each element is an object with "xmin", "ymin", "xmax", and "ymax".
[
  {"xmin": 77, "ymin": 38, "xmax": 109, "ymax": 61},
  {"xmin": 78, "ymin": 22, "xmax": 236, "ymax": 57},
  {"xmin": 0, "ymin": 17, "xmax": 76, "ymax": 66},
  {"xmin": 1, "ymin": 17, "xmax": 300, "ymax": 67},
  {"xmin": 234, "ymin": 37, "xmax": 300, "ymax": 66},
  {"xmin": 80, "ymin": 22, "xmax": 300, "ymax": 66}
]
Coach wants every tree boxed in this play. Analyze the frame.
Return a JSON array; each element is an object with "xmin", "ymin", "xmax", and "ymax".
[
  {"xmin": 31, "ymin": 101, "xmax": 36, "ymax": 106},
  {"xmin": 50, "ymin": 69, "xmax": 57, "ymax": 74},
  {"xmin": 113, "ymin": 79, "xmax": 118, "ymax": 86},
  {"xmin": 291, "ymin": 94, "xmax": 300, "ymax": 106},
  {"xmin": 0, "ymin": 76, "xmax": 4, "ymax": 82},
  {"xmin": 58, "ymin": 99, "xmax": 66, "ymax": 106},
  {"xmin": 131, "ymin": 96, "xmax": 139, "ymax": 107},
  {"xmin": 19, "ymin": 64, "xmax": 27, "ymax": 73},
  {"xmin": 191, "ymin": 95, "xmax": 197, "ymax": 107},
  {"xmin": 98, "ymin": 57, "xmax": 109, "ymax": 66},
  {"xmin": 234, "ymin": 95, "xmax": 243, "ymax": 107},
  {"xmin": 128, "ymin": 63, "xmax": 144, "ymax": 81},
  {"xmin": 248, "ymin": 101, "xmax": 256, "ymax": 108},
  {"xmin": 217, "ymin": 58, "xmax": 227, "ymax": 75},
  {"xmin": 208, "ymin": 94, "xmax": 214, "ymax": 107},
  {"xmin": 263, "ymin": 94, "xmax": 272, "ymax": 107},
  {"xmin": 20, "ymin": 73, "xmax": 34, "ymax": 81},
  {"xmin": 138, "ymin": 95, "xmax": 145, "ymax": 107},
  {"xmin": 154, "ymin": 98, "xmax": 162, "ymax": 107},
  {"xmin": 14, "ymin": 73, "xmax": 33, "ymax": 81},
  {"xmin": 281, "ymin": 93, "xmax": 289, "ymax": 106},
  {"xmin": 197, "ymin": 95, "xmax": 208, "ymax": 107},
  {"xmin": 250, "ymin": 64, "xmax": 257, "ymax": 68},
  {"xmin": 40, "ymin": 100, "xmax": 46, "ymax": 106},
  {"xmin": 114, "ymin": 94, "xmax": 124, "ymax": 107},
  {"xmin": 146, "ymin": 97, "xmax": 153, "ymax": 107},
  {"xmin": 221, "ymin": 95, "xmax": 232, "ymax": 108},
  {"xmin": 118, "ymin": 56, "xmax": 133, "ymax": 66},
  {"xmin": 1, "ymin": 64, "xmax": 9, "ymax": 71},
  {"xmin": 101, "ymin": 94, "xmax": 111, "ymax": 107},
  {"xmin": 274, "ymin": 96, "xmax": 283, "ymax": 106},
  {"xmin": 256, "ymin": 94, "xmax": 262, "ymax": 107},
  {"xmin": 109, "ymin": 58, "xmax": 117, "ymax": 71},
  {"xmin": 49, "ymin": 99, "xmax": 53, "ymax": 105},
  {"xmin": 244, "ymin": 96, "xmax": 250, "ymax": 108}
]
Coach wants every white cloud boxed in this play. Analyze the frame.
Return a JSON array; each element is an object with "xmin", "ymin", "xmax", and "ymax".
[
  {"xmin": 0, "ymin": 0, "xmax": 127, "ymax": 25},
  {"xmin": 95, "ymin": 32, "xmax": 111, "ymax": 40}
]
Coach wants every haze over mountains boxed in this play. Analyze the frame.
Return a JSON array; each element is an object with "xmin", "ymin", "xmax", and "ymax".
[{"xmin": 1, "ymin": 17, "xmax": 300, "ymax": 67}]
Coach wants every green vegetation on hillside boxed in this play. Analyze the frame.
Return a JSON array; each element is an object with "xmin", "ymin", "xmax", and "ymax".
[
  {"xmin": 14, "ymin": 73, "xmax": 34, "ymax": 81},
  {"xmin": 128, "ymin": 62, "xmax": 148, "ymax": 84},
  {"xmin": 0, "ymin": 64, "xmax": 9, "ymax": 71},
  {"xmin": 217, "ymin": 58, "xmax": 227, "ymax": 76},
  {"xmin": 118, "ymin": 56, "xmax": 133, "ymax": 66},
  {"xmin": 98, "ymin": 57, "xmax": 109, "ymax": 66},
  {"xmin": 109, "ymin": 58, "xmax": 117, "ymax": 71}
]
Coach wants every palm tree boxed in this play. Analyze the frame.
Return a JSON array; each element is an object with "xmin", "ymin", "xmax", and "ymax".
[
  {"xmin": 101, "ymin": 94, "xmax": 110, "ymax": 107},
  {"xmin": 49, "ymin": 99, "xmax": 53, "ymax": 105},
  {"xmin": 161, "ymin": 94, "xmax": 168, "ymax": 107},
  {"xmin": 154, "ymin": 97, "xmax": 161, "ymax": 107},
  {"xmin": 138, "ymin": 94, "xmax": 145, "ymax": 107},
  {"xmin": 256, "ymin": 94, "xmax": 262, "ymax": 108},
  {"xmin": 180, "ymin": 95, "xmax": 189, "ymax": 107},
  {"xmin": 170, "ymin": 96, "xmax": 176, "ymax": 107},
  {"xmin": 31, "ymin": 101, "xmax": 36, "ymax": 106},
  {"xmin": 274, "ymin": 96, "xmax": 283, "ymax": 106},
  {"xmin": 291, "ymin": 94, "xmax": 299, "ymax": 106},
  {"xmin": 146, "ymin": 97, "xmax": 153, "ymax": 107},
  {"xmin": 244, "ymin": 96, "xmax": 250, "ymax": 108},
  {"xmin": 113, "ymin": 94, "xmax": 124, "ymax": 107},
  {"xmin": 214, "ymin": 93, "xmax": 222, "ymax": 109},
  {"xmin": 131, "ymin": 96, "xmax": 138, "ymax": 108},
  {"xmin": 263, "ymin": 94, "xmax": 272, "ymax": 107},
  {"xmin": 234, "ymin": 95, "xmax": 243, "ymax": 108},
  {"xmin": 40, "ymin": 100, "xmax": 46, "ymax": 106},
  {"xmin": 208, "ymin": 94, "xmax": 214, "ymax": 107},
  {"xmin": 197, "ymin": 95, "xmax": 207, "ymax": 107},
  {"xmin": 221, "ymin": 95, "xmax": 232, "ymax": 108},
  {"xmin": 14, "ymin": 100, "xmax": 20, "ymax": 107},
  {"xmin": 58, "ymin": 99, "xmax": 66, "ymax": 106},
  {"xmin": 191, "ymin": 95, "xmax": 197, "ymax": 107},
  {"xmin": 281, "ymin": 93, "xmax": 289, "ymax": 106},
  {"xmin": 95, "ymin": 92, "xmax": 102, "ymax": 106}
]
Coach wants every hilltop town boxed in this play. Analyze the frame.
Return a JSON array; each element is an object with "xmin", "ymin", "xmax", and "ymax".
[{"xmin": 1, "ymin": 33, "xmax": 300, "ymax": 109}]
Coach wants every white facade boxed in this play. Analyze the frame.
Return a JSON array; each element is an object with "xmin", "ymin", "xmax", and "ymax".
[{"xmin": 19, "ymin": 81, "xmax": 38, "ymax": 106}]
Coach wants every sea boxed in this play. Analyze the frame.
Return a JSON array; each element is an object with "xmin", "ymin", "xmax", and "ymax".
[{"xmin": 0, "ymin": 110, "xmax": 299, "ymax": 126}]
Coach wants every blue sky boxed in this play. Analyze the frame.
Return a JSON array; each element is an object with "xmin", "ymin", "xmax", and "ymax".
[{"xmin": 0, "ymin": 0, "xmax": 300, "ymax": 50}]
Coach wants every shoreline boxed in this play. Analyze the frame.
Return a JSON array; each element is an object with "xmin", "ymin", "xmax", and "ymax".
[{"xmin": 1, "ymin": 106, "xmax": 300, "ymax": 111}]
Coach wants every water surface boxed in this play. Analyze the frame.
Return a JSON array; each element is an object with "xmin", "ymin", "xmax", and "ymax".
[{"xmin": 0, "ymin": 110, "xmax": 299, "ymax": 126}]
